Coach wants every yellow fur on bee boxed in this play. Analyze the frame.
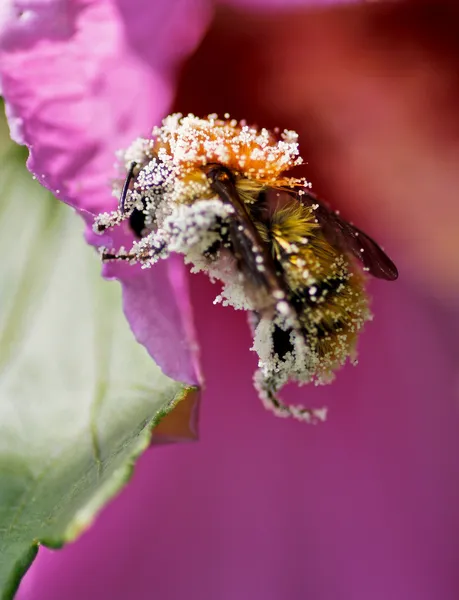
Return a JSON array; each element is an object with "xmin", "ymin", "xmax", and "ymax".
[{"xmin": 248, "ymin": 192, "xmax": 370, "ymax": 379}]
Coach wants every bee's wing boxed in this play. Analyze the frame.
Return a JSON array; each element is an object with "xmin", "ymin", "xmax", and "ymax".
[
  {"xmin": 226, "ymin": 218, "xmax": 276, "ymax": 293},
  {"xmin": 301, "ymin": 190, "xmax": 398, "ymax": 281},
  {"xmin": 206, "ymin": 166, "xmax": 292, "ymax": 315}
]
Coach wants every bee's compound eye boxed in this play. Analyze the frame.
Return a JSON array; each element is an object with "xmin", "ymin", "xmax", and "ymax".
[
  {"xmin": 203, "ymin": 164, "xmax": 233, "ymax": 185},
  {"xmin": 217, "ymin": 171, "xmax": 230, "ymax": 182}
]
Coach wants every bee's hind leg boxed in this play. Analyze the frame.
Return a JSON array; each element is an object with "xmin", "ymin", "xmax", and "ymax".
[{"xmin": 254, "ymin": 372, "xmax": 328, "ymax": 424}]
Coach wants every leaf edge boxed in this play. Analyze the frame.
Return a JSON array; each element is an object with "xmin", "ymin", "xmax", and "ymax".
[{"xmin": 2, "ymin": 385, "xmax": 198, "ymax": 600}]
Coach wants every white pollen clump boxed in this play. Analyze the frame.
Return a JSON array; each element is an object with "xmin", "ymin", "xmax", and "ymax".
[
  {"xmin": 164, "ymin": 199, "xmax": 233, "ymax": 256},
  {"xmin": 276, "ymin": 301, "xmax": 290, "ymax": 315},
  {"xmin": 281, "ymin": 129, "xmax": 299, "ymax": 143},
  {"xmin": 120, "ymin": 138, "xmax": 154, "ymax": 170}
]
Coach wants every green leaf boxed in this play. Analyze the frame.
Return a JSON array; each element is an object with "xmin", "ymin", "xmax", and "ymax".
[{"xmin": 0, "ymin": 113, "xmax": 192, "ymax": 597}]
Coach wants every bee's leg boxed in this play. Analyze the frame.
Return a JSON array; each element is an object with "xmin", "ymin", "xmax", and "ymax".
[
  {"xmin": 101, "ymin": 231, "xmax": 169, "ymax": 267},
  {"xmin": 93, "ymin": 209, "xmax": 127, "ymax": 234},
  {"xmin": 254, "ymin": 372, "xmax": 328, "ymax": 424},
  {"xmin": 100, "ymin": 248, "xmax": 155, "ymax": 263},
  {"xmin": 101, "ymin": 250, "xmax": 136, "ymax": 261}
]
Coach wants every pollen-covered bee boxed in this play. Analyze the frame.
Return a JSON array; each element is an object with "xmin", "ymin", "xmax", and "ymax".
[{"xmin": 94, "ymin": 114, "xmax": 398, "ymax": 423}]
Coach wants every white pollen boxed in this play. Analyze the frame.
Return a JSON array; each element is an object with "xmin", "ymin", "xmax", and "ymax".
[{"xmin": 277, "ymin": 301, "xmax": 290, "ymax": 315}]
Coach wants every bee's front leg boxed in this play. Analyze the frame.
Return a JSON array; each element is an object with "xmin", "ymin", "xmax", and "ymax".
[
  {"xmin": 93, "ymin": 209, "xmax": 127, "ymax": 234},
  {"xmin": 100, "ymin": 229, "xmax": 169, "ymax": 268}
]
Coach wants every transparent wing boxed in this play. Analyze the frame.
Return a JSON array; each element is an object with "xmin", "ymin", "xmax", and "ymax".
[{"xmin": 300, "ymin": 189, "xmax": 398, "ymax": 281}]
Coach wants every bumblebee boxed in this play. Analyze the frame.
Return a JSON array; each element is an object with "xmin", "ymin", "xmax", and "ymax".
[{"xmin": 94, "ymin": 114, "xmax": 398, "ymax": 423}]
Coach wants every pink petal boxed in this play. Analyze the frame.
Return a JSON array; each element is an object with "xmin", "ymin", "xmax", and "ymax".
[
  {"xmin": 1, "ymin": 0, "xmax": 166, "ymax": 212},
  {"xmin": 0, "ymin": 0, "xmax": 211, "ymax": 384},
  {"xmin": 120, "ymin": 258, "xmax": 202, "ymax": 385},
  {"xmin": 18, "ymin": 275, "xmax": 459, "ymax": 600},
  {"xmin": 0, "ymin": 0, "xmax": 210, "ymax": 214},
  {"xmin": 221, "ymin": 0, "xmax": 361, "ymax": 8}
]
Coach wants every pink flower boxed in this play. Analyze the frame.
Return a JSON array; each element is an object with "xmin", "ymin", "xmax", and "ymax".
[
  {"xmin": 0, "ymin": 0, "xmax": 209, "ymax": 386},
  {"xmin": 2, "ymin": 1, "xmax": 459, "ymax": 599}
]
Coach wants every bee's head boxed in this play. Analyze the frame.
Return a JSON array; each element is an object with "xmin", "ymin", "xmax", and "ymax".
[
  {"xmin": 97, "ymin": 113, "xmax": 305, "ymax": 237},
  {"xmin": 201, "ymin": 163, "xmax": 235, "ymax": 184}
]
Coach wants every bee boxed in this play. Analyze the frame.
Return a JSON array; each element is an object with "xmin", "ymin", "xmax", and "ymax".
[{"xmin": 94, "ymin": 114, "xmax": 398, "ymax": 423}]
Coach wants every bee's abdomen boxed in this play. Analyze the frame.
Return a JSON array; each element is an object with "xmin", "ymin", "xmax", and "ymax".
[
  {"xmin": 291, "ymin": 275, "xmax": 347, "ymax": 309},
  {"xmin": 287, "ymin": 269, "xmax": 370, "ymax": 375},
  {"xmin": 251, "ymin": 190, "xmax": 371, "ymax": 378}
]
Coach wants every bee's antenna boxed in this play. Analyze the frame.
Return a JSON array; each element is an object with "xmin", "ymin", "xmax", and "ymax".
[{"xmin": 120, "ymin": 161, "xmax": 138, "ymax": 214}]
